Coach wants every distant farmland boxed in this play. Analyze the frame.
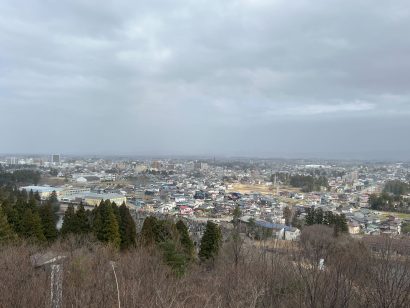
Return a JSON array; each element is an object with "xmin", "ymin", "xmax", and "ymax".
[{"xmin": 228, "ymin": 183, "xmax": 301, "ymax": 195}]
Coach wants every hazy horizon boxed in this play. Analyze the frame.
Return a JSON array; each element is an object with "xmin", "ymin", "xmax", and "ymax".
[{"xmin": 1, "ymin": 0, "xmax": 409, "ymax": 160}]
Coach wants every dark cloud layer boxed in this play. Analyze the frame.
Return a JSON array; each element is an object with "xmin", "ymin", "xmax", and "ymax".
[{"xmin": 1, "ymin": 0, "xmax": 409, "ymax": 159}]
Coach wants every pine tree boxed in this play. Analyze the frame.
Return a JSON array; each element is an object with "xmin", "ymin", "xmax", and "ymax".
[
  {"xmin": 102, "ymin": 205, "xmax": 121, "ymax": 248},
  {"xmin": 0, "ymin": 207, "xmax": 17, "ymax": 244},
  {"xmin": 160, "ymin": 240, "xmax": 187, "ymax": 277},
  {"xmin": 314, "ymin": 208, "xmax": 324, "ymax": 224},
  {"xmin": 140, "ymin": 216, "xmax": 159, "ymax": 246},
  {"xmin": 61, "ymin": 204, "xmax": 77, "ymax": 236},
  {"xmin": 21, "ymin": 209, "xmax": 46, "ymax": 242},
  {"xmin": 232, "ymin": 205, "xmax": 242, "ymax": 227},
  {"xmin": 176, "ymin": 220, "xmax": 195, "ymax": 260},
  {"xmin": 118, "ymin": 204, "xmax": 136, "ymax": 250},
  {"xmin": 93, "ymin": 201, "xmax": 121, "ymax": 248},
  {"xmin": 75, "ymin": 203, "xmax": 90, "ymax": 234},
  {"xmin": 39, "ymin": 203, "xmax": 58, "ymax": 242},
  {"xmin": 199, "ymin": 221, "xmax": 222, "ymax": 261},
  {"xmin": 1, "ymin": 200, "xmax": 18, "ymax": 233},
  {"xmin": 47, "ymin": 191, "xmax": 60, "ymax": 222},
  {"xmin": 305, "ymin": 207, "xmax": 315, "ymax": 225},
  {"xmin": 333, "ymin": 214, "xmax": 348, "ymax": 236},
  {"xmin": 111, "ymin": 202, "xmax": 120, "ymax": 223}
]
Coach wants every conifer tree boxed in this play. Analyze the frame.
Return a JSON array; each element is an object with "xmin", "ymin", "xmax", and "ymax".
[
  {"xmin": 103, "ymin": 205, "xmax": 121, "ymax": 248},
  {"xmin": 0, "ymin": 207, "xmax": 16, "ymax": 244},
  {"xmin": 314, "ymin": 208, "xmax": 324, "ymax": 224},
  {"xmin": 93, "ymin": 201, "xmax": 121, "ymax": 248},
  {"xmin": 118, "ymin": 204, "xmax": 136, "ymax": 250},
  {"xmin": 92, "ymin": 203, "xmax": 102, "ymax": 238},
  {"xmin": 333, "ymin": 214, "xmax": 348, "ymax": 236},
  {"xmin": 305, "ymin": 207, "xmax": 315, "ymax": 225},
  {"xmin": 140, "ymin": 216, "xmax": 159, "ymax": 246},
  {"xmin": 61, "ymin": 204, "xmax": 77, "ymax": 236},
  {"xmin": 47, "ymin": 191, "xmax": 60, "ymax": 221},
  {"xmin": 39, "ymin": 203, "xmax": 58, "ymax": 242},
  {"xmin": 232, "ymin": 205, "xmax": 242, "ymax": 227},
  {"xmin": 75, "ymin": 203, "xmax": 90, "ymax": 234},
  {"xmin": 160, "ymin": 240, "xmax": 187, "ymax": 277},
  {"xmin": 1, "ymin": 200, "xmax": 18, "ymax": 233},
  {"xmin": 176, "ymin": 220, "xmax": 195, "ymax": 260},
  {"xmin": 21, "ymin": 209, "xmax": 46, "ymax": 242},
  {"xmin": 111, "ymin": 202, "xmax": 121, "ymax": 223},
  {"xmin": 323, "ymin": 211, "xmax": 335, "ymax": 225},
  {"xmin": 199, "ymin": 221, "xmax": 222, "ymax": 261}
]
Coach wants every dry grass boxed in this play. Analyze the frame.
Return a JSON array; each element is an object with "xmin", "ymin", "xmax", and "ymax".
[{"xmin": 377, "ymin": 211, "xmax": 410, "ymax": 220}]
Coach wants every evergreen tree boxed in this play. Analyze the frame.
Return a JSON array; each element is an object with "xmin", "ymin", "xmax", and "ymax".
[
  {"xmin": 305, "ymin": 207, "xmax": 315, "ymax": 225},
  {"xmin": 93, "ymin": 201, "xmax": 121, "ymax": 248},
  {"xmin": 47, "ymin": 191, "xmax": 60, "ymax": 221},
  {"xmin": 103, "ymin": 205, "xmax": 121, "ymax": 248},
  {"xmin": 75, "ymin": 203, "xmax": 91, "ymax": 234},
  {"xmin": 91, "ymin": 200, "xmax": 104, "ymax": 237},
  {"xmin": 111, "ymin": 202, "xmax": 120, "ymax": 222},
  {"xmin": 118, "ymin": 204, "xmax": 136, "ymax": 250},
  {"xmin": 61, "ymin": 204, "xmax": 77, "ymax": 236},
  {"xmin": 0, "ymin": 207, "xmax": 17, "ymax": 244},
  {"xmin": 160, "ymin": 240, "xmax": 187, "ymax": 277},
  {"xmin": 333, "ymin": 214, "xmax": 348, "ymax": 236},
  {"xmin": 314, "ymin": 208, "xmax": 324, "ymax": 224},
  {"xmin": 21, "ymin": 209, "xmax": 46, "ymax": 242},
  {"xmin": 1, "ymin": 200, "xmax": 19, "ymax": 233},
  {"xmin": 140, "ymin": 216, "xmax": 159, "ymax": 246},
  {"xmin": 199, "ymin": 221, "xmax": 222, "ymax": 261},
  {"xmin": 232, "ymin": 205, "xmax": 242, "ymax": 227},
  {"xmin": 176, "ymin": 220, "xmax": 195, "ymax": 260},
  {"xmin": 39, "ymin": 203, "xmax": 58, "ymax": 242},
  {"xmin": 323, "ymin": 211, "xmax": 335, "ymax": 226}
]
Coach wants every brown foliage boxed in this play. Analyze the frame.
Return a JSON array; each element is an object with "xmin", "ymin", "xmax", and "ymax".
[{"xmin": 0, "ymin": 234, "xmax": 410, "ymax": 308}]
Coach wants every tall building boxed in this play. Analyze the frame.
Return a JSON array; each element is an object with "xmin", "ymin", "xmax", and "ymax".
[
  {"xmin": 151, "ymin": 160, "xmax": 161, "ymax": 170},
  {"xmin": 8, "ymin": 157, "xmax": 17, "ymax": 165},
  {"xmin": 194, "ymin": 162, "xmax": 208, "ymax": 171},
  {"xmin": 52, "ymin": 154, "xmax": 60, "ymax": 164}
]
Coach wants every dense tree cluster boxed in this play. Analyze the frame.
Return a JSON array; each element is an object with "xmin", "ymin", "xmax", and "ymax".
[
  {"xmin": 271, "ymin": 172, "xmax": 329, "ymax": 192},
  {"xmin": 368, "ymin": 193, "xmax": 410, "ymax": 213},
  {"xmin": 0, "ymin": 182, "xmax": 137, "ymax": 251},
  {"xmin": 0, "ymin": 169, "xmax": 41, "ymax": 186},
  {"xmin": 270, "ymin": 172, "xmax": 291, "ymax": 184},
  {"xmin": 289, "ymin": 175, "xmax": 329, "ymax": 192},
  {"xmin": 140, "ymin": 216, "xmax": 197, "ymax": 275},
  {"xmin": 305, "ymin": 207, "xmax": 348, "ymax": 236},
  {"xmin": 62, "ymin": 200, "xmax": 137, "ymax": 250},
  {"xmin": 0, "ymin": 187, "xmax": 58, "ymax": 244},
  {"xmin": 383, "ymin": 180, "xmax": 410, "ymax": 196}
]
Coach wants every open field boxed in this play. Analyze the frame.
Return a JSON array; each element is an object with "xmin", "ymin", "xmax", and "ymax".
[
  {"xmin": 377, "ymin": 211, "xmax": 410, "ymax": 220},
  {"xmin": 228, "ymin": 183, "xmax": 301, "ymax": 196},
  {"xmin": 228, "ymin": 183, "xmax": 274, "ymax": 195},
  {"xmin": 39, "ymin": 176, "xmax": 67, "ymax": 186}
]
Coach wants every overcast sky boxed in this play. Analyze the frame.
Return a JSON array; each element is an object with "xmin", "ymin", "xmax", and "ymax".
[{"xmin": 1, "ymin": 0, "xmax": 409, "ymax": 159}]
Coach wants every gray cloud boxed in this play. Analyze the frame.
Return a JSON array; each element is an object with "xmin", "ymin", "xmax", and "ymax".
[{"xmin": 0, "ymin": 0, "xmax": 409, "ymax": 159}]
